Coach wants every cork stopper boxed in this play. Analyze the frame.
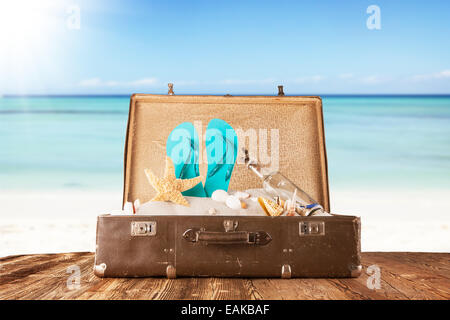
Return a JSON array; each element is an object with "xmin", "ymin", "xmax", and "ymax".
[{"xmin": 243, "ymin": 148, "xmax": 264, "ymax": 179}]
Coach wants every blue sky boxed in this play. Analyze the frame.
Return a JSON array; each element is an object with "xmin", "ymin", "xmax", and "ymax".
[{"xmin": 1, "ymin": 0, "xmax": 449, "ymax": 95}]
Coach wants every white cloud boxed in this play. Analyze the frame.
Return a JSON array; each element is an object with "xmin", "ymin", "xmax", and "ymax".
[
  {"xmin": 79, "ymin": 77, "xmax": 158, "ymax": 87},
  {"xmin": 361, "ymin": 75, "xmax": 379, "ymax": 84},
  {"xmin": 219, "ymin": 78, "xmax": 276, "ymax": 85},
  {"xmin": 77, "ymin": 72, "xmax": 449, "ymax": 91},
  {"xmin": 174, "ymin": 80, "xmax": 200, "ymax": 86},
  {"xmin": 440, "ymin": 70, "xmax": 450, "ymax": 78},
  {"xmin": 411, "ymin": 70, "xmax": 450, "ymax": 81},
  {"xmin": 129, "ymin": 78, "xmax": 158, "ymax": 86},
  {"xmin": 104, "ymin": 80, "xmax": 119, "ymax": 86},
  {"xmin": 339, "ymin": 73, "xmax": 354, "ymax": 79},
  {"xmin": 360, "ymin": 75, "xmax": 389, "ymax": 85},
  {"xmin": 79, "ymin": 78, "xmax": 102, "ymax": 87},
  {"xmin": 291, "ymin": 75, "xmax": 326, "ymax": 84}
]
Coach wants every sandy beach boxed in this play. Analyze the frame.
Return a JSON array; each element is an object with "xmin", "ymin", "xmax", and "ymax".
[{"xmin": 0, "ymin": 189, "xmax": 448, "ymax": 257}]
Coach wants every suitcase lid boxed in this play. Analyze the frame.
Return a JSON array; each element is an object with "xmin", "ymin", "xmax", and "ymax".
[{"xmin": 123, "ymin": 87, "xmax": 330, "ymax": 212}]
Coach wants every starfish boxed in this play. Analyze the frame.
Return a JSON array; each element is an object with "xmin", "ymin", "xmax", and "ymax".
[{"xmin": 144, "ymin": 156, "xmax": 203, "ymax": 207}]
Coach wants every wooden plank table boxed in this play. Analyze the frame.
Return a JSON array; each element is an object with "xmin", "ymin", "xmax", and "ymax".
[{"xmin": 0, "ymin": 252, "xmax": 448, "ymax": 300}]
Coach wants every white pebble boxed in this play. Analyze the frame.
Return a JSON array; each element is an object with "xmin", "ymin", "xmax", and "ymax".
[
  {"xmin": 234, "ymin": 191, "xmax": 250, "ymax": 199},
  {"xmin": 123, "ymin": 202, "xmax": 134, "ymax": 214},
  {"xmin": 225, "ymin": 195, "xmax": 241, "ymax": 210},
  {"xmin": 211, "ymin": 189, "xmax": 229, "ymax": 202},
  {"xmin": 208, "ymin": 208, "xmax": 217, "ymax": 215},
  {"xmin": 134, "ymin": 199, "xmax": 140, "ymax": 212}
]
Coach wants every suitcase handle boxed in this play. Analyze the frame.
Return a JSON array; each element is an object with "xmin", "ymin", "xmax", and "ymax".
[{"xmin": 182, "ymin": 229, "xmax": 272, "ymax": 245}]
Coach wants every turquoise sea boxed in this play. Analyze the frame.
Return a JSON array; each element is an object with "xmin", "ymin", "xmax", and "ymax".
[{"xmin": 1, "ymin": 96, "xmax": 449, "ymax": 191}]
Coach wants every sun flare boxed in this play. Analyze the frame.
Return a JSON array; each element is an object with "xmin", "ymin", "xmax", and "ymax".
[
  {"xmin": 0, "ymin": 1, "xmax": 61, "ymax": 49},
  {"xmin": 0, "ymin": 0, "xmax": 67, "ymax": 93}
]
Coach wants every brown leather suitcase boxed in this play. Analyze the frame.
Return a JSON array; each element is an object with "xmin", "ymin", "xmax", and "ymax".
[{"xmin": 94, "ymin": 88, "xmax": 362, "ymax": 278}]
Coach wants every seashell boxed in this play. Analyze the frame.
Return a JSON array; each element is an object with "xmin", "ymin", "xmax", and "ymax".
[
  {"xmin": 234, "ymin": 191, "xmax": 250, "ymax": 199},
  {"xmin": 258, "ymin": 197, "xmax": 284, "ymax": 217},
  {"xmin": 211, "ymin": 189, "xmax": 229, "ymax": 202},
  {"xmin": 241, "ymin": 201, "xmax": 248, "ymax": 209},
  {"xmin": 208, "ymin": 207, "xmax": 217, "ymax": 215},
  {"xmin": 225, "ymin": 195, "xmax": 241, "ymax": 210}
]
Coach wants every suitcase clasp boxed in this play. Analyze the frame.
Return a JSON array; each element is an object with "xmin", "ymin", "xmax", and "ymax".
[
  {"xmin": 223, "ymin": 220, "xmax": 238, "ymax": 232},
  {"xmin": 168, "ymin": 83, "xmax": 174, "ymax": 95},
  {"xmin": 299, "ymin": 221, "xmax": 325, "ymax": 236},
  {"xmin": 131, "ymin": 221, "xmax": 156, "ymax": 236}
]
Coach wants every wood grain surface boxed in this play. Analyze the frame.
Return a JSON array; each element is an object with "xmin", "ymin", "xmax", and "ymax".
[{"xmin": 0, "ymin": 252, "xmax": 448, "ymax": 300}]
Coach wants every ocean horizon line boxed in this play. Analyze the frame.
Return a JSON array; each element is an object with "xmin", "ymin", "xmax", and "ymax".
[{"xmin": 2, "ymin": 93, "xmax": 450, "ymax": 98}]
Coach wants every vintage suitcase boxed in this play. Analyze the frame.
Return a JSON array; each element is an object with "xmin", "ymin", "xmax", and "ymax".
[{"xmin": 94, "ymin": 87, "xmax": 362, "ymax": 278}]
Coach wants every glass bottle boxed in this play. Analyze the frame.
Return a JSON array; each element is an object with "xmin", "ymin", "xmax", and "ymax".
[{"xmin": 245, "ymin": 152, "xmax": 325, "ymax": 216}]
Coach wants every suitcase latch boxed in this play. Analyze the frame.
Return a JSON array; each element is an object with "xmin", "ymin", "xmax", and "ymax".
[
  {"xmin": 131, "ymin": 221, "xmax": 156, "ymax": 236},
  {"xmin": 168, "ymin": 83, "xmax": 174, "ymax": 95},
  {"xmin": 223, "ymin": 220, "xmax": 238, "ymax": 232},
  {"xmin": 299, "ymin": 221, "xmax": 325, "ymax": 236}
]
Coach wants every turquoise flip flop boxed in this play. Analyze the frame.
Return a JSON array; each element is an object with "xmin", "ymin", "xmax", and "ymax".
[
  {"xmin": 204, "ymin": 119, "xmax": 238, "ymax": 197},
  {"xmin": 166, "ymin": 122, "xmax": 206, "ymax": 197}
]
